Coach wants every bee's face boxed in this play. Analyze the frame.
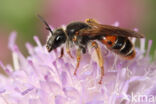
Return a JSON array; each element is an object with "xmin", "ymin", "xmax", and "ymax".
[{"xmin": 46, "ymin": 28, "xmax": 67, "ymax": 52}]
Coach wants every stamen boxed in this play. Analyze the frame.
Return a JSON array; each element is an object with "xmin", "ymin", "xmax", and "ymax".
[
  {"xmin": 133, "ymin": 28, "xmax": 139, "ymax": 32},
  {"xmin": 21, "ymin": 88, "xmax": 34, "ymax": 95},
  {"xmin": 33, "ymin": 36, "xmax": 42, "ymax": 48},
  {"xmin": 131, "ymin": 38, "xmax": 136, "ymax": 45},
  {"xmin": 25, "ymin": 42, "xmax": 34, "ymax": 55},
  {"xmin": 140, "ymin": 38, "xmax": 145, "ymax": 53},
  {"xmin": 146, "ymin": 40, "xmax": 152, "ymax": 57},
  {"xmin": 112, "ymin": 21, "xmax": 119, "ymax": 27},
  {"xmin": 12, "ymin": 52, "xmax": 19, "ymax": 70}
]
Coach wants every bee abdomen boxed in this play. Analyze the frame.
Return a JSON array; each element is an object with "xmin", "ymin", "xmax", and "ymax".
[
  {"xmin": 101, "ymin": 36, "xmax": 135, "ymax": 59},
  {"xmin": 112, "ymin": 36, "xmax": 135, "ymax": 59}
]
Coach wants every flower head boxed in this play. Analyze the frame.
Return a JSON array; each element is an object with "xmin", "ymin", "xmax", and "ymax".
[{"xmin": 0, "ymin": 31, "xmax": 156, "ymax": 104}]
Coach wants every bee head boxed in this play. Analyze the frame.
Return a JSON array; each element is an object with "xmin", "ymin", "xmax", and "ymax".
[
  {"xmin": 37, "ymin": 15, "xmax": 67, "ymax": 52},
  {"xmin": 46, "ymin": 28, "xmax": 67, "ymax": 52}
]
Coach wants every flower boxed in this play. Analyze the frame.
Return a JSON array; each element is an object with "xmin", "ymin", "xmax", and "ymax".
[{"xmin": 0, "ymin": 30, "xmax": 156, "ymax": 104}]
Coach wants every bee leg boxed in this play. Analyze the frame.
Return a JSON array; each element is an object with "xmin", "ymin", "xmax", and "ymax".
[
  {"xmin": 74, "ymin": 48, "xmax": 81, "ymax": 75},
  {"xmin": 66, "ymin": 40, "xmax": 73, "ymax": 58},
  {"xmin": 92, "ymin": 41, "xmax": 104, "ymax": 84},
  {"xmin": 58, "ymin": 48, "xmax": 64, "ymax": 58},
  {"xmin": 66, "ymin": 48, "xmax": 73, "ymax": 59},
  {"xmin": 85, "ymin": 18, "xmax": 99, "ymax": 24}
]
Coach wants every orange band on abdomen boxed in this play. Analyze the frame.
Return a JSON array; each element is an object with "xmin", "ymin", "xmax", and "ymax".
[{"xmin": 100, "ymin": 35, "xmax": 117, "ymax": 48}]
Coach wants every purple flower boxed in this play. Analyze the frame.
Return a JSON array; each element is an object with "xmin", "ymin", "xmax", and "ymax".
[{"xmin": 0, "ymin": 30, "xmax": 156, "ymax": 104}]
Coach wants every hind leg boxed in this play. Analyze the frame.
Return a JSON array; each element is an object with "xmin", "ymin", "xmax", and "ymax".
[
  {"xmin": 85, "ymin": 18, "xmax": 99, "ymax": 24},
  {"xmin": 74, "ymin": 48, "xmax": 81, "ymax": 75},
  {"xmin": 91, "ymin": 41, "xmax": 104, "ymax": 84}
]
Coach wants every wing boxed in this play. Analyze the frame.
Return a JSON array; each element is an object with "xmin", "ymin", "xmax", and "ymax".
[{"xmin": 79, "ymin": 23, "xmax": 144, "ymax": 38}]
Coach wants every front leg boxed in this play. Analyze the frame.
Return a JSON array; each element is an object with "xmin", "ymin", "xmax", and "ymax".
[
  {"xmin": 66, "ymin": 40, "xmax": 73, "ymax": 58},
  {"xmin": 58, "ymin": 47, "xmax": 64, "ymax": 58}
]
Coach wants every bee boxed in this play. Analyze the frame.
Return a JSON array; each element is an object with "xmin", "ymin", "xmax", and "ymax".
[{"xmin": 38, "ymin": 15, "xmax": 144, "ymax": 84}]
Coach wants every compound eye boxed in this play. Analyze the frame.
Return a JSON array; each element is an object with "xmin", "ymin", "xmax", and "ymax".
[
  {"xmin": 56, "ymin": 36, "xmax": 62, "ymax": 41},
  {"xmin": 55, "ymin": 35, "xmax": 63, "ymax": 43}
]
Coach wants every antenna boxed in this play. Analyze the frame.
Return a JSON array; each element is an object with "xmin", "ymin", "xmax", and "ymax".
[{"xmin": 37, "ymin": 15, "xmax": 53, "ymax": 35}]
